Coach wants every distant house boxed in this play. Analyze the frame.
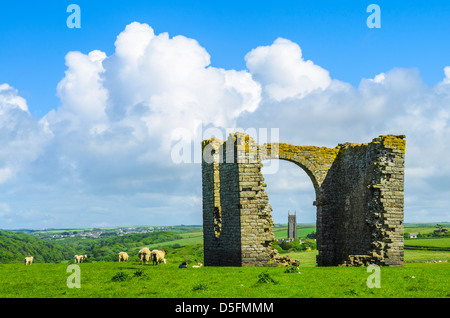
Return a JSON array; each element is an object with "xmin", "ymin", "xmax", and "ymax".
[{"xmin": 409, "ymin": 233, "xmax": 419, "ymax": 239}]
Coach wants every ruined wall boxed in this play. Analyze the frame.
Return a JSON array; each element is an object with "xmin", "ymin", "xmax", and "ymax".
[
  {"xmin": 319, "ymin": 136, "xmax": 405, "ymax": 266},
  {"xmin": 202, "ymin": 137, "xmax": 242, "ymax": 266},
  {"xmin": 202, "ymin": 132, "xmax": 405, "ymax": 267},
  {"xmin": 364, "ymin": 136, "xmax": 406, "ymax": 266},
  {"xmin": 202, "ymin": 133, "xmax": 297, "ymax": 267}
]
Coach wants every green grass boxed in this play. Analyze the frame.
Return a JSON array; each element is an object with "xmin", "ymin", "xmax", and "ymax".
[
  {"xmin": 1, "ymin": 242, "xmax": 449, "ymax": 298},
  {"xmin": 0, "ymin": 261, "xmax": 448, "ymax": 298},
  {"xmin": 405, "ymin": 238, "xmax": 450, "ymax": 248},
  {"xmin": 284, "ymin": 249, "xmax": 450, "ymax": 265},
  {"xmin": 1, "ymin": 223, "xmax": 449, "ymax": 298},
  {"xmin": 272, "ymin": 226, "xmax": 316, "ymax": 240},
  {"xmin": 285, "ymin": 250, "xmax": 318, "ymax": 267},
  {"xmin": 147, "ymin": 231, "xmax": 203, "ymax": 248},
  {"xmin": 404, "ymin": 250, "xmax": 450, "ymax": 263}
]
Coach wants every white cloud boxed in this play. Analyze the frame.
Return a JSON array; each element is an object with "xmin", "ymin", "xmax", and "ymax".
[
  {"xmin": 0, "ymin": 168, "xmax": 14, "ymax": 184},
  {"xmin": 245, "ymin": 37, "xmax": 331, "ymax": 101},
  {"xmin": 240, "ymin": 64, "xmax": 450, "ymax": 223},
  {"xmin": 52, "ymin": 50, "xmax": 108, "ymax": 127},
  {"xmin": 40, "ymin": 22, "xmax": 262, "ymax": 168},
  {"xmin": 369, "ymin": 73, "xmax": 385, "ymax": 83},
  {"xmin": 1, "ymin": 22, "xmax": 262, "ymax": 228},
  {"xmin": 0, "ymin": 84, "xmax": 51, "ymax": 185},
  {"xmin": 0, "ymin": 84, "xmax": 28, "ymax": 112},
  {"xmin": 444, "ymin": 66, "xmax": 450, "ymax": 84},
  {"xmin": 101, "ymin": 22, "xmax": 261, "ymax": 142},
  {"xmin": 0, "ymin": 202, "xmax": 11, "ymax": 217},
  {"xmin": 1, "ymin": 24, "xmax": 449, "ymax": 228}
]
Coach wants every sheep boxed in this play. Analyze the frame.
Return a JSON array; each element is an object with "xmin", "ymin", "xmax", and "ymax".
[
  {"xmin": 151, "ymin": 249, "xmax": 167, "ymax": 265},
  {"xmin": 178, "ymin": 261, "xmax": 187, "ymax": 268},
  {"xmin": 118, "ymin": 252, "xmax": 129, "ymax": 262},
  {"xmin": 192, "ymin": 263, "xmax": 203, "ymax": 268},
  {"xmin": 24, "ymin": 256, "xmax": 33, "ymax": 265},
  {"xmin": 138, "ymin": 247, "xmax": 151, "ymax": 265},
  {"xmin": 74, "ymin": 254, "xmax": 88, "ymax": 263}
]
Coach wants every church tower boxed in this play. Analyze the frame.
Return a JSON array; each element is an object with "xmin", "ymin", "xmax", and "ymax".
[{"xmin": 287, "ymin": 211, "xmax": 297, "ymax": 240}]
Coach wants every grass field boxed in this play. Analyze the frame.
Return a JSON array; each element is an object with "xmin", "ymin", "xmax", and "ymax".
[
  {"xmin": 0, "ymin": 261, "xmax": 448, "ymax": 298},
  {"xmin": 405, "ymin": 238, "xmax": 450, "ymax": 248},
  {"xmin": 0, "ymin": 243, "xmax": 448, "ymax": 298},
  {"xmin": 272, "ymin": 225, "xmax": 315, "ymax": 240},
  {"xmin": 1, "ymin": 224, "xmax": 448, "ymax": 299}
]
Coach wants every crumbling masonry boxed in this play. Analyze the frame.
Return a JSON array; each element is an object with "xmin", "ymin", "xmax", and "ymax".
[{"xmin": 202, "ymin": 132, "xmax": 405, "ymax": 267}]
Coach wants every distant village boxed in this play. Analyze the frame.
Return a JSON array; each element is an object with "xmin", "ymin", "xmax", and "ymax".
[{"xmin": 40, "ymin": 226, "xmax": 170, "ymax": 240}]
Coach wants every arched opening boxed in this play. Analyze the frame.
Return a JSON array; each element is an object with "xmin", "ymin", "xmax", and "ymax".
[{"xmin": 262, "ymin": 159, "xmax": 318, "ymax": 266}]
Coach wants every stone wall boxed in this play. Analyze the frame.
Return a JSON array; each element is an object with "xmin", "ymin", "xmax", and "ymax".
[
  {"xmin": 202, "ymin": 133, "xmax": 298, "ymax": 266},
  {"xmin": 202, "ymin": 132, "xmax": 405, "ymax": 267},
  {"xmin": 202, "ymin": 137, "xmax": 242, "ymax": 266}
]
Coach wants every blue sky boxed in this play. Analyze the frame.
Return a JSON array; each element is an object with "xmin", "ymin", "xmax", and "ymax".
[
  {"xmin": 0, "ymin": 1, "xmax": 450, "ymax": 229},
  {"xmin": 3, "ymin": 1, "xmax": 450, "ymax": 116}
]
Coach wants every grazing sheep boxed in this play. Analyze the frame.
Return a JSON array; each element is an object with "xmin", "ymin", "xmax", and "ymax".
[
  {"xmin": 151, "ymin": 249, "xmax": 167, "ymax": 265},
  {"xmin": 192, "ymin": 263, "xmax": 203, "ymax": 268},
  {"xmin": 24, "ymin": 256, "xmax": 33, "ymax": 265},
  {"xmin": 74, "ymin": 254, "xmax": 88, "ymax": 263},
  {"xmin": 179, "ymin": 261, "xmax": 188, "ymax": 268},
  {"xmin": 118, "ymin": 252, "xmax": 129, "ymax": 262},
  {"xmin": 138, "ymin": 247, "xmax": 151, "ymax": 265}
]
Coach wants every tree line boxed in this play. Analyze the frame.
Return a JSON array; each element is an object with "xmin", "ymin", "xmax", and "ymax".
[{"xmin": 0, "ymin": 230, "xmax": 182, "ymax": 263}]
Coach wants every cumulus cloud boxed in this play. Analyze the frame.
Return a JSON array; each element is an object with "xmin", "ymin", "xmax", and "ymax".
[
  {"xmin": 42, "ymin": 22, "xmax": 261, "ymax": 168},
  {"xmin": 444, "ymin": 66, "xmax": 450, "ymax": 84},
  {"xmin": 0, "ymin": 83, "xmax": 29, "ymax": 112},
  {"xmin": 56, "ymin": 50, "xmax": 108, "ymax": 122},
  {"xmin": 239, "ymin": 64, "xmax": 450, "ymax": 223},
  {"xmin": 102, "ymin": 22, "xmax": 261, "ymax": 142},
  {"xmin": 245, "ymin": 38, "xmax": 331, "ymax": 101},
  {"xmin": 1, "ymin": 23, "xmax": 449, "ymax": 227},
  {"xmin": 0, "ymin": 84, "xmax": 51, "ymax": 185},
  {"xmin": 1, "ymin": 22, "xmax": 263, "ymax": 228}
]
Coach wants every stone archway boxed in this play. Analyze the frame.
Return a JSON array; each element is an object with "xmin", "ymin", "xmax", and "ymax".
[
  {"xmin": 260, "ymin": 158, "xmax": 316, "ymax": 232},
  {"xmin": 202, "ymin": 132, "xmax": 405, "ymax": 267}
]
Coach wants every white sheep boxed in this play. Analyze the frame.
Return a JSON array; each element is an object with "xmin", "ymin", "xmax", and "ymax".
[
  {"xmin": 74, "ymin": 254, "xmax": 87, "ymax": 263},
  {"xmin": 118, "ymin": 252, "xmax": 129, "ymax": 262},
  {"xmin": 151, "ymin": 249, "xmax": 167, "ymax": 265},
  {"xmin": 192, "ymin": 262, "xmax": 203, "ymax": 268},
  {"xmin": 24, "ymin": 256, "xmax": 33, "ymax": 265},
  {"xmin": 138, "ymin": 247, "xmax": 151, "ymax": 265}
]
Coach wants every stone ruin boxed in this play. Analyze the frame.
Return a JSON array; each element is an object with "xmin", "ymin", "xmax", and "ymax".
[{"xmin": 202, "ymin": 132, "xmax": 405, "ymax": 267}]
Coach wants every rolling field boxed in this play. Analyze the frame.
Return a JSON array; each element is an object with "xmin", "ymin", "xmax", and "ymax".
[
  {"xmin": 272, "ymin": 225, "xmax": 316, "ymax": 240},
  {"xmin": 0, "ymin": 260, "xmax": 448, "ymax": 298},
  {"xmin": 405, "ymin": 238, "xmax": 450, "ymax": 248},
  {"xmin": 1, "ymin": 224, "xmax": 448, "ymax": 298}
]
